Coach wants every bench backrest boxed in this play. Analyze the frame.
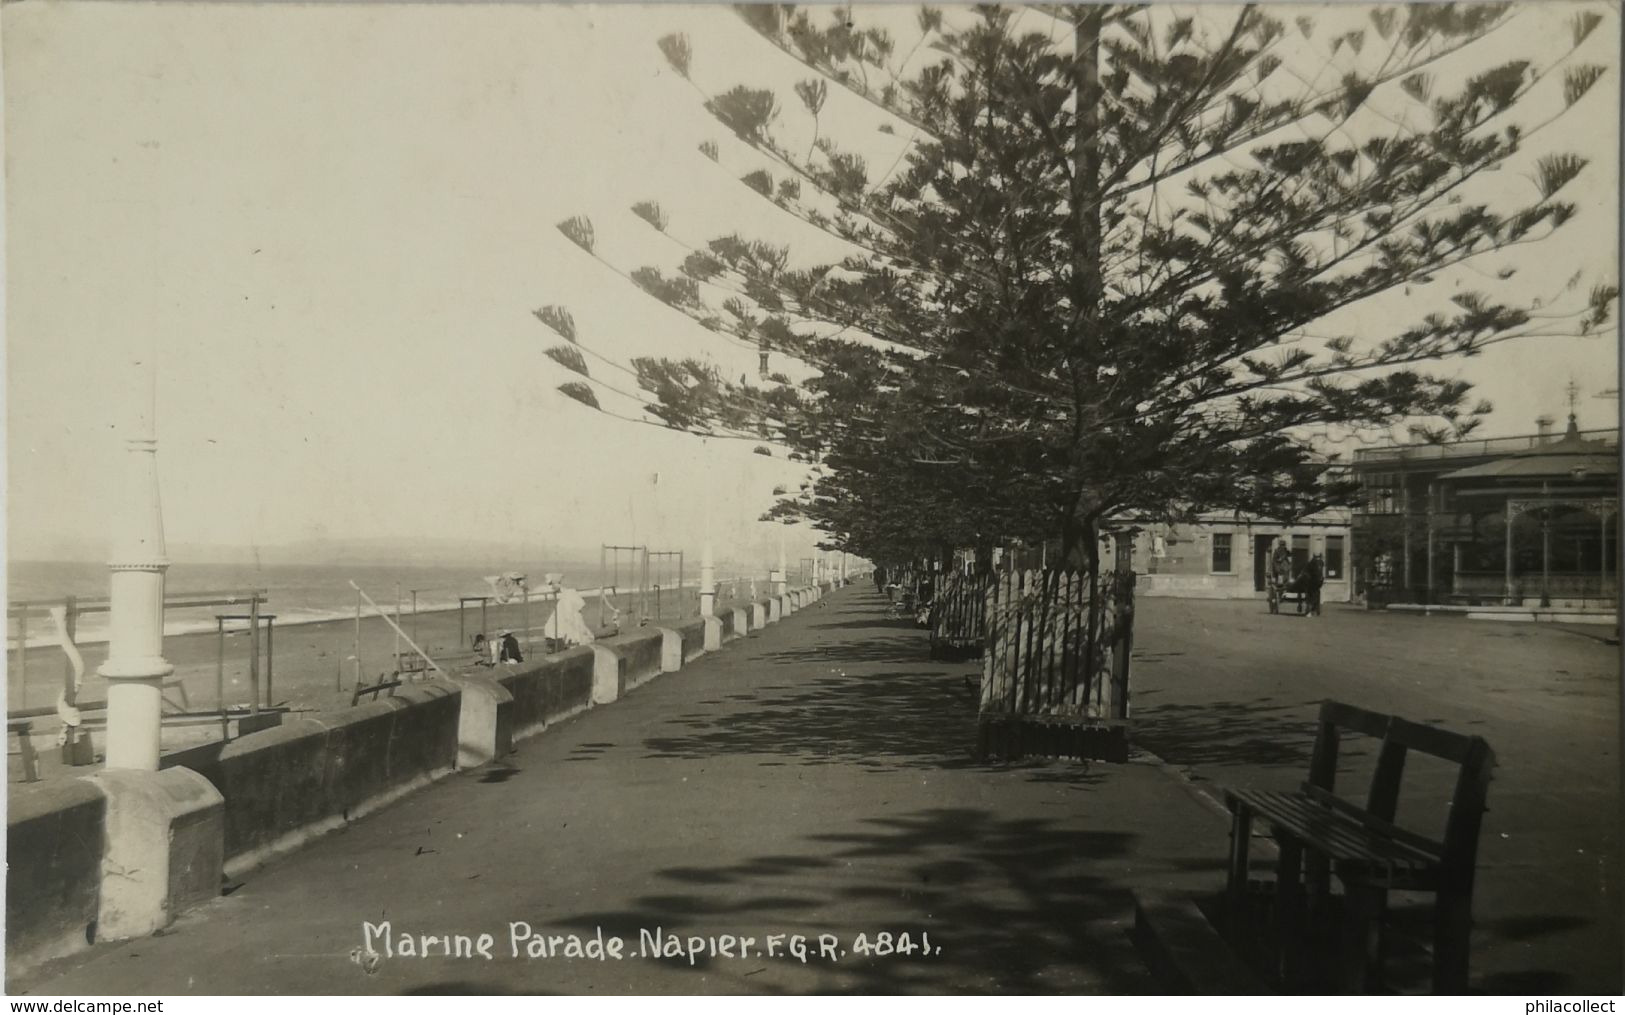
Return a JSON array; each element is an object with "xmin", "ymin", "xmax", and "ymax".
[{"xmin": 1307, "ymin": 700, "xmax": 1495, "ymax": 883}]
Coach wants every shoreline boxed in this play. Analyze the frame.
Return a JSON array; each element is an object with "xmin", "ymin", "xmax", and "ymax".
[
  {"xmin": 5, "ymin": 576, "xmax": 769, "ymax": 651},
  {"xmin": 4, "ymin": 578, "xmax": 784, "ymax": 716}
]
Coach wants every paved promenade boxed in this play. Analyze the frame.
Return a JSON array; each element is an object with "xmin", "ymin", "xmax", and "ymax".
[
  {"xmin": 18, "ymin": 588, "xmax": 1226, "ymax": 995},
  {"xmin": 18, "ymin": 589, "xmax": 1615, "ymax": 994}
]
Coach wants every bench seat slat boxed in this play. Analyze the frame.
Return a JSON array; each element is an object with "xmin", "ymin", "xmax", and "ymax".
[
  {"xmin": 1239, "ymin": 792, "xmax": 1412, "ymax": 865},
  {"xmin": 1222, "ymin": 789, "xmax": 1443, "ymax": 863},
  {"xmin": 1228, "ymin": 789, "xmax": 1442, "ymax": 871},
  {"xmin": 1300, "ymin": 783, "xmax": 1446, "ymax": 859}
]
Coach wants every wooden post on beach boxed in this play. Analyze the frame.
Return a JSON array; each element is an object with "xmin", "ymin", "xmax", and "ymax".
[
  {"xmin": 353, "ymin": 588, "xmax": 362, "ymax": 689},
  {"xmin": 248, "ymin": 595, "xmax": 261, "ymax": 716},
  {"xmin": 217, "ymin": 618, "xmax": 228, "ymax": 742},
  {"xmin": 265, "ymin": 616, "xmax": 274, "ymax": 707},
  {"xmin": 523, "ymin": 584, "xmax": 531, "ymax": 658},
  {"xmin": 17, "ymin": 611, "xmax": 28, "ymax": 711},
  {"xmin": 394, "ymin": 583, "xmax": 402, "ymax": 677}
]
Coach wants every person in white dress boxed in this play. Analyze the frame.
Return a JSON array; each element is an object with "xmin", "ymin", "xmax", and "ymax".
[{"xmin": 548, "ymin": 584, "xmax": 597, "ymax": 646}]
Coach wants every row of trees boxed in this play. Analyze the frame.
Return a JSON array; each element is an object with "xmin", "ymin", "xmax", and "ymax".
[{"xmin": 549, "ymin": 3, "xmax": 1616, "ymax": 576}]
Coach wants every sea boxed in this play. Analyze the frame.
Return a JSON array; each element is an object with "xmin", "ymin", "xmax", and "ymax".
[{"xmin": 5, "ymin": 558, "xmax": 736, "ymax": 648}]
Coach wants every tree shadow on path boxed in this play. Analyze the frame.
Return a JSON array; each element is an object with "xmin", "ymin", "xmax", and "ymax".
[
  {"xmin": 642, "ymin": 665, "xmax": 983, "ymax": 771},
  {"xmin": 546, "ymin": 806, "xmax": 1154, "ymax": 994},
  {"xmin": 646, "ymin": 599, "xmax": 989, "ymax": 771}
]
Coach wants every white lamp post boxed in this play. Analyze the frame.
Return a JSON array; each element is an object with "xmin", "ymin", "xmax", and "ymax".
[
  {"xmin": 699, "ymin": 542, "xmax": 716, "ymax": 618},
  {"xmin": 99, "ymin": 358, "xmax": 173, "ymax": 771}
]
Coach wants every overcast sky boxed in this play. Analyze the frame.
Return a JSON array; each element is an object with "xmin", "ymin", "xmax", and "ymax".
[{"xmin": 4, "ymin": 2, "xmax": 1618, "ymax": 563}]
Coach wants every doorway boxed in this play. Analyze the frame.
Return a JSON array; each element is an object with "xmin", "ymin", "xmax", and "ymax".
[{"xmin": 1253, "ymin": 534, "xmax": 1276, "ymax": 591}]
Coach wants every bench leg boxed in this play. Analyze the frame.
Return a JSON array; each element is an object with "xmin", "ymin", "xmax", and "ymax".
[
  {"xmin": 1273, "ymin": 836, "xmax": 1306, "ymax": 987},
  {"xmin": 1340, "ymin": 881, "xmax": 1387, "ymax": 994},
  {"xmin": 1226, "ymin": 804, "xmax": 1254, "ymax": 917},
  {"xmin": 1305, "ymin": 850, "xmax": 1333, "ymax": 927},
  {"xmin": 1432, "ymin": 888, "xmax": 1473, "ymax": 994}
]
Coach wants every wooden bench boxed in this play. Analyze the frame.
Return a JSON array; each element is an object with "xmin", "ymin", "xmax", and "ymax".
[
  {"xmin": 395, "ymin": 652, "xmax": 432, "ymax": 679},
  {"xmin": 351, "ymin": 676, "xmax": 403, "ymax": 707},
  {"xmin": 1223, "ymin": 701, "xmax": 1494, "ymax": 993}
]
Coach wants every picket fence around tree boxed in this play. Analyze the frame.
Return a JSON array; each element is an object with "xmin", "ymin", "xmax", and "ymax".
[
  {"xmin": 928, "ymin": 571, "xmax": 991, "ymax": 658},
  {"xmin": 976, "ymin": 567, "xmax": 1134, "ymax": 762}
]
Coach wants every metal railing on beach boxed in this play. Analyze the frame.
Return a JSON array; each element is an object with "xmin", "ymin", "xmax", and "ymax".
[{"xmin": 7, "ymin": 588, "xmax": 272, "ymax": 782}]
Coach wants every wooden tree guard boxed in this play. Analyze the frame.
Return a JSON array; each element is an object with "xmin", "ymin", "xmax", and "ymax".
[
  {"xmin": 976, "ymin": 567, "xmax": 1134, "ymax": 762},
  {"xmin": 929, "ymin": 572, "xmax": 991, "ymax": 660}
]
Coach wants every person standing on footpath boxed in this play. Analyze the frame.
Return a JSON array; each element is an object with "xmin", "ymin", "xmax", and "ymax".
[{"xmin": 1305, "ymin": 553, "xmax": 1326, "ymax": 617}]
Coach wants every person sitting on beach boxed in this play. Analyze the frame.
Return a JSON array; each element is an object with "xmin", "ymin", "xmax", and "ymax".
[
  {"xmin": 471, "ymin": 633, "xmax": 495, "ymax": 667},
  {"xmin": 498, "ymin": 630, "xmax": 523, "ymax": 664}
]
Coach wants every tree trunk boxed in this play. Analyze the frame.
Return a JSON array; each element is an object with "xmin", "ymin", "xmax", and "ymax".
[
  {"xmin": 1082, "ymin": 514, "xmax": 1102, "ymax": 707},
  {"xmin": 1073, "ymin": 9, "xmax": 1103, "ymax": 316},
  {"xmin": 1063, "ymin": 12, "xmax": 1102, "ymax": 581},
  {"xmin": 1072, "ymin": 7, "xmax": 1105, "ymax": 712},
  {"xmin": 1060, "ymin": 509, "xmax": 1084, "ymax": 564},
  {"xmin": 974, "ymin": 542, "xmax": 995, "ymax": 575}
]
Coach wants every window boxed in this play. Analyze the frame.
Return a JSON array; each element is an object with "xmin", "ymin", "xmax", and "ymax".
[
  {"xmin": 1367, "ymin": 474, "xmax": 1397, "ymax": 513},
  {"xmin": 1211, "ymin": 533, "xmax": 1233, "ymax": 573},
  {"xmin": 1326, "ymin": 535, "xmax": 1344, "ymax": 580}
]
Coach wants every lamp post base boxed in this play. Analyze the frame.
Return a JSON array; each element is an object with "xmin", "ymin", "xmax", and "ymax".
[{"xmin": 102, "ymin": 673, "xmax": 170, "ymax": 772}]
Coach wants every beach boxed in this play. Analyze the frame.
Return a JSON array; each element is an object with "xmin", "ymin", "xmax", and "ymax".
[
  {"xmin": 4, "ymin": 580, "xmax": 778, "ymax": 716},
  {"xmin": 5, "ymin": 576, "xmax": 795, "ymax": 783}
]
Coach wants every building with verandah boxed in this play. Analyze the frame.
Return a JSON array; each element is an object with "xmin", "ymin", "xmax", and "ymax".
[{"xmin": 1349, "ymin": 414, "xmax": 1619, "ymax": 608}]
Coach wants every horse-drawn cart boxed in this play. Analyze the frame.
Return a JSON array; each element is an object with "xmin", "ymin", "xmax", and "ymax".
[{"xmin": 1267, "ymin": 568, "xmax": 1322, "ymax": 616}]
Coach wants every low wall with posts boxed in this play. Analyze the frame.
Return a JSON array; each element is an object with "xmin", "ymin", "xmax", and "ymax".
[
  {"xmin": 5, "ymin": 580, "xmax": 825, "ymax": 982},
  {"xmin": 497, "ymin": 647, "xmax": 596, "ymax": 740},
  {"xmin": 164, "ymin": 683, "xmax": 463, "ymax": 875},
  {"xmin": 663, "ymin": 618, "xmax": 707, "ymax": 664},
  {"xmin": 612, "ymin": 628, "xmax": 667, "ymax": 690},
  {"xmin": 7, "ymin": 780, "xmax": 106, "ymax": 976}
]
